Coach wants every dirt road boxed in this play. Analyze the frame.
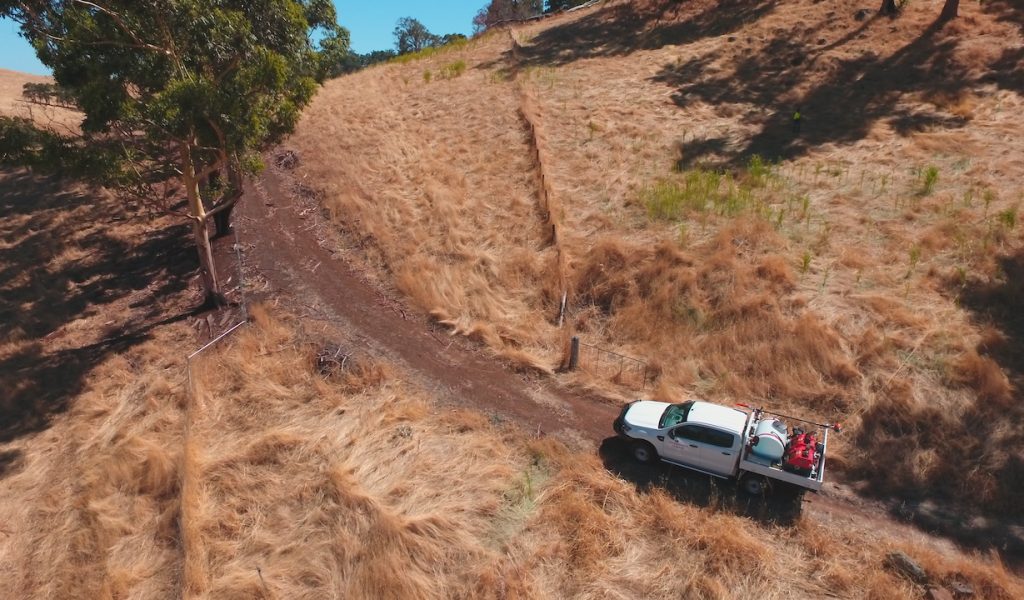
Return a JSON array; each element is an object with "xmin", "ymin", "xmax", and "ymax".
[{"xmin": 238, "ymin": 163, "xmax": 620, "ymax": 444}]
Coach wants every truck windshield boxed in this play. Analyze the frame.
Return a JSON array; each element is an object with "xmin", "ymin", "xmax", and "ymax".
[{"xmin": 659, "ymin": 401, "xmax": 694, "ymax": 429}]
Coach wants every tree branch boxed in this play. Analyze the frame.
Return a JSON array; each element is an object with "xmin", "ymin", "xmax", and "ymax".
[{"xmin": 68, "ymin": 0, "xmax": 170, "ymax": 55}]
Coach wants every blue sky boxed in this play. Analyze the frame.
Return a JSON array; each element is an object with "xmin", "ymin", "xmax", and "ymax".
[{"xmin": 0, "ymin": 1, "xmax": 485, "ymax": 75}]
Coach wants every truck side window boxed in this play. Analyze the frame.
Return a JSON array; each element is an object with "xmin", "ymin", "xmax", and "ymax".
[
  {"xmin": 674, "ymin": 425, "xmax": 708, "ymax": 444},
  {"xmin": 704, "ymin": 429, "xmax": 735, "ymax": 448}
]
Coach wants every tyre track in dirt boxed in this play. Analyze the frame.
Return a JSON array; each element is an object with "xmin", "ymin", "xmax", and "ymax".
[{"xmin": 238, "ymin": 163, "xmax": 620, "ymax": 445}]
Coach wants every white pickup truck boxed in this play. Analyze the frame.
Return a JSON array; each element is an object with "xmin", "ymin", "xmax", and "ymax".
[{"xmin": 613, "ymin": 399, "xmax": 839, "ymax": 495}]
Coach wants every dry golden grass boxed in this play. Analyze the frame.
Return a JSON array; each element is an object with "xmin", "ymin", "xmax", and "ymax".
[
  {"xmin": 1, "ymin": 274, "xmax": 1021, "ymax": 599},
  {"xmin": 288, "ymin": 0, "xmax": 1024, "ymax": 517},
  {"xmin": 2, "ymin": 1, "xmax": 1024, "ymax": 596},
  {"xmin": 0, "ymin": 324, "xmax": 191, "ymax": 598},
  {"xmin": 0, "ymin": 73, "xmax": 201, "ymax": 599},
  {"xmin": 72, "ymin": 307, "xmax": 1024, "ymax": 598},
  {"xmin": 292, "ymin": 31, "xmax": 560, "ymax": 371}
]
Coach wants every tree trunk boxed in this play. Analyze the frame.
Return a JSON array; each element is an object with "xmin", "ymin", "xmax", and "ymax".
[
  {"xmin": 213, "ymin": 202, "xmax": 235, "ymax": 238},
  {"xmin": 879, "ymin": 0, "xmax": 898, "ymax": 15},
  {"xmin": 939, "ymin": 0, "xmax": 959, "ymax": 21},
  {"xmin": 182, "ymin": 143, "xmax": 225, "ymax": 307},
  {"xmin": 213, "ymin": 160, "xmax": 244, "ymax": 238}
]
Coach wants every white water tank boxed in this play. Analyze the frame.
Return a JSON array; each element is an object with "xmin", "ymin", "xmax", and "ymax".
[{"xmin": 750, "ymin": 419, "xmax": 788, "ymax": 461}]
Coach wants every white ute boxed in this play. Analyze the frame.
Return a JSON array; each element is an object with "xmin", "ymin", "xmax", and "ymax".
[{"xmin": 613, "ymin": 399, "xmax": 841, "ymax": 495}]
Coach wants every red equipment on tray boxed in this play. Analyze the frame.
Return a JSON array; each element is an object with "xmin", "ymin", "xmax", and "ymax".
[{"xmin": 783, "ymin": 429, "xmax": 818, "ymax": 476}]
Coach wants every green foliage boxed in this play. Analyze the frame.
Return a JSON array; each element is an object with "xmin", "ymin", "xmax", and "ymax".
[
  {"xmin": 0, "ymin": 117, "xmax": 45, "ymax": 166},
  {"xmin": 643, "ymin": 171, "xmax": 718, "ymax": 220},
  {"xmin": 983, "ymin": 188, "xmax": 997, "ymax": 215},
  {"xmin": 644, "ymin": 180, "xmax": 693, "ymax": 220},
  {"xmin": 423, "ymin": 69, "xmax": 432, "ymax": 83},
  {"xmin": 21, "ymin": 82, "xmax": 76, "ymax": 108},
  {"xmin": 919, "ymin": 165, "xmax": 940, "ymax": 195},
  {"xmin": 0, "ymin": 116, "xmax": 123, "ymax": 184},
  {"xmin": 643, "ymin": 165, "xmax": 786, "ymax": 222},
  {"xmin": 3, "ymin": 1, "xmax": 346, "ymax": 188},
  {"xmin": 799, "ymin": 194, "xmax": 811, "ymax": 223},
  {"xmin": 394, "ymin": 16, "xmax": 436, "ymax": 55},
  {"xmin": 487, "ymin": 68, "xmax": 514, "ymax": 84},
  {"xmin": 997, "ymin": 207, "xmax": 1017, "ymax": 230},
  {"xmin": 393, "ymin": 16, "xmax": 467, "ymax": 57},
  {"xmin": 438, "ymin": 60, "xmax": 467, "ymax": 80},
  {"xmin": 800, "ymin": 251, "xmax": 812, "ymax": 274},
  {"xmin": 744, "ymin": 154, "xmax": 775, "ymax": 187},
  {"xmin": 390, "ymin": 36, "xmax": 470, "ymax": 64},
  {"xmin": 325, "ymin": 49, "xmax": 396, "ymax": 78},
  {"xmin": 2, "ymin": 0, "xmax": 349, "ymax": 300},
  {"xmin": 906, "ymin": 244, "xmax": 922, "ymax": 279}
]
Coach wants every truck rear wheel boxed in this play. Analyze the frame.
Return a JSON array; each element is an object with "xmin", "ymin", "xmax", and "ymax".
[
  {"xmin": 741, "ymin": 474, "xmax": 768, "ymax": 496},
  {"xmin": 631, "ymin": 441, "xmax": 657, "ymax": 464}
]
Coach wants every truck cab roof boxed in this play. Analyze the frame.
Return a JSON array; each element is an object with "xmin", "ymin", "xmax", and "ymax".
[
  {"xmin": 623, "ymin": 400, "xmax": 748, "ymax": 433},
  {"xmin": 686, "ymin": 401, "xmax": 748, "ymax": 434}
]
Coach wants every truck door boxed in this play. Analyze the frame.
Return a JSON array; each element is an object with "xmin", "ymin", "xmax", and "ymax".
[
  {"xmin": 700, "ymin": 428, "xmax": 739, "ymax": 476},
  {"xmin": 665, "ymin": 425, "xmax": 738, "ymax": 475},
  {"xmin": 663, "ymin": 424, "xmax": 713, "ymax": 470}
]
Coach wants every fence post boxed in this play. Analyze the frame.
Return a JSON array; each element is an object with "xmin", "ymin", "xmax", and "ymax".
[{"xmin": 568, "ymin": 336, "xmax": 580, "ymax": 371}]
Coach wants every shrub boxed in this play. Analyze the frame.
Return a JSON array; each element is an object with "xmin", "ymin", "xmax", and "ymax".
[
  {"xmin": 919, "ymin": 165, "xmax": 939, "ymax": 196},
  {"xmin": 439, "ymin": 60, "xmax": 467, "ymax": 80},
  {"xmin": 800, "ymin": 250, "xmax": 812, "ymax": 274},
  {"xmin": 744, "ymin": 154, "xmax": 774, "ymax": 188},
  {"xmin": 642, "ymin": 177, "xmax": 709, "ymax": 220},
  {"xmin": 390, "ymin": 37, "xmax": 471, "ymax": 64},
  {"xmin": 997, "ymin": 207, "xmax": 1017, "ymax": 230}
]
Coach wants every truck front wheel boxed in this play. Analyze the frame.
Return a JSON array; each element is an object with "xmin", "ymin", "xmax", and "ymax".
[{"xmin": 631, "ymin": 441, "xmax": 657, "ymax": 464}]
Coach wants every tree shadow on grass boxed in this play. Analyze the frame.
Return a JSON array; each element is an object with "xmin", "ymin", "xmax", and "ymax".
[
  {"xmin": 959, "ymin": 250, "xmax": 1024, "ymax": 388},
  {"xmin": 0, "ymin": 448, "xmax": 22, "ymax": 478},
  {"xmin": 599, "ymin": 436, "xmax": 803, "ymax": 526},
  {"xmin": 838, "ymin": 248, "xmax": 1024, "ymax": 553},
  {"xmin": 660, "ymin": 17, "xmax": 979, "ymax": 169},
  {"xmin": 479, "ymin": 0, "xmax": 778, "ymax": 71},
  {"xmin": 0, "ymin": 169, "xmax": 205, "ymax": 445},
  {"xmin": 0, "ymin": 309, "xmax": 202, "ymax": 445},
  {"xmin": 982, "ymin": 0, "xmax": 1023, "ymax": 91}
]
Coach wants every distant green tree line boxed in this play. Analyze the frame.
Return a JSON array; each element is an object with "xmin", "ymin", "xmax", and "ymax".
[{"xmin": 325, "ymin": 17, "xmax": 470, "ymax": 77}]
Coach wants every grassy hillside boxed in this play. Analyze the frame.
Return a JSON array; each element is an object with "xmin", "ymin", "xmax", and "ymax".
[
  {"xmin": 2, "ymin": 1, "xmax": 1024, "ymax": 598},
  {"xmin": 290, "ymin": 0, "xmax": 1024, "ymax": 516},
  {"xmin": 5, "ymin": 299, "xmax": 1021, "ymax": 599}
]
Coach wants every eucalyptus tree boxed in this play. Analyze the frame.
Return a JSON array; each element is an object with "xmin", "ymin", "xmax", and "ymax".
[{"xmin": 1, "ymin": 0, "xmax": 349, "ymax": 305}]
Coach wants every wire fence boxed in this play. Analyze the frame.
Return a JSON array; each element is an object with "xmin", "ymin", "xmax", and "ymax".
[
  {"xmin": 572, "ymin": 338, "xmax": 650, "ymax": 389},
  {"xmin": 185, "ymin": 223, "xmax": 250, "ymax": 395}
]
